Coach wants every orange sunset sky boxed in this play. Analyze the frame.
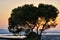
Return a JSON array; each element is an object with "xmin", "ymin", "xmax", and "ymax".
[{"xmin": 0, "ymin": 0, "xmax": 60, "ymax": 30}]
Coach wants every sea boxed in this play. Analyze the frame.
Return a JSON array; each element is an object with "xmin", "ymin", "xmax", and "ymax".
[
  {"xmin": 0, "ymin": 35, "xmax": 60, "ymax": 40},
  {"xmin": 42, "ymin": 35, "xmax": 60, "ymax": 40},
  {"xmin": 0, "ymin": 29, "xmax": 60, "ymax": 40}
]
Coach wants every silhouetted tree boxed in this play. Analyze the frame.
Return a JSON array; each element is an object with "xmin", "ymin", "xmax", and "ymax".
[
  {"xmin": 8, "ymin": 3, "xmax": 59, "ymax": 40},
  {"xmin": 8, "ymin": 4, "xmax": 37, "ymax": 35},
  {"xmin": 36, "ymin": 4, "xmax": 59, "ymax": 40}
]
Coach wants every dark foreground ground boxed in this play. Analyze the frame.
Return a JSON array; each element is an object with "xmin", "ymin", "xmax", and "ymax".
[{"xmin": 0, "ymin": 35, "xmax": 60, "ymax": 40}]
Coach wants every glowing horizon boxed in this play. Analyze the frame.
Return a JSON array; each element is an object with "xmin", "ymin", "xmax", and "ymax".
[{"xmin": 0, "ymin": 0, "xmax": 60, "ymax": 30}]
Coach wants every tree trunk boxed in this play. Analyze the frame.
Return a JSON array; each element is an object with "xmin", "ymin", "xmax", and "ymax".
[
  {"xmin": 39, "ymin": 20, "xmax": 48, "ymax": 40},
  {"xmin": 37, "ymin": 27, "xmax": 39, "ymax": 35},
  {"xmin": 31, "ymin": 28, "xmax": 33, "ymax": 32},
  {"xmin": 39, "ymin": 30, "xmax": 43, "ymax": 40},
  {"xmin": 36, "ymin": 27, "xmax": 40, "ymax": 40}
]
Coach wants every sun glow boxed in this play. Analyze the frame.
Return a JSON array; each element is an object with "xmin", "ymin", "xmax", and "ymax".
[
  {"xmin": 0, "ymin": 0, "xmax": 60, "ymax": 30},
  {"xmin": 34, "ymin": 17, "xmax": 57, "ymax": 30},
  {"xmin": 36, "ymin": 17, "xmax": 46, "ymax": 29}
]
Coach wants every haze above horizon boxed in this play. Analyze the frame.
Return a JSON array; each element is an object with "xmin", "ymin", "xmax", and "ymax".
[{"xmin": 0, "ymin": 0, "xmax": 60, "ymax": 30}]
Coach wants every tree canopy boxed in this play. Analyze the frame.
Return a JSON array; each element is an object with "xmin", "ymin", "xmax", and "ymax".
[
  {"xmin": 8, "ymin": 4, "xmax": 59, "ymax": 36},
  {"xmin": 8, "ymin": 4, "xmax": 37, "ymax": 33}
]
